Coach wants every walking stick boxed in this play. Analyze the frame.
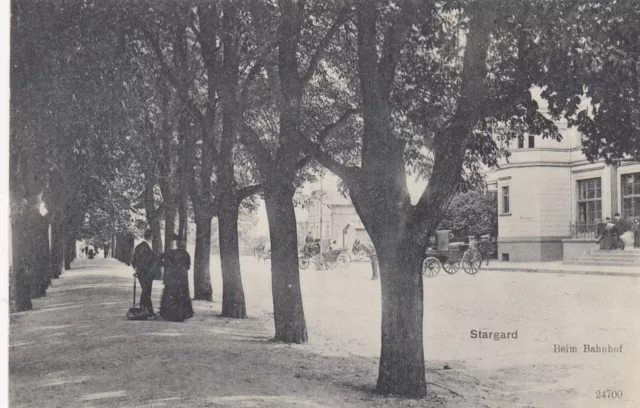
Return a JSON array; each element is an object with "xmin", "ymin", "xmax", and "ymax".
[{"xmin": 127, "ymin": 274, "xmax": 148, "ymax": 320}]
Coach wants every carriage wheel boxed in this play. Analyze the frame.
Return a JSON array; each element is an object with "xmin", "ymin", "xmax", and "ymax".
[
  {"xmin": 422, "ymin": 257, "xmax": 441, "ymax": 278},
  {"xmin": 443, "ymin": 261, "xmax": 459, "ymax": 274},
  {"xmin": 299, "ymin": 258, "xmax": 309, "ymax": 270},
  {"xmin": 337, "ymin": 251, "xmax": 351, "ymax": 268},
  {"xmin": 312, "ymin": 255, "xmax": 323, "ymax": 269},
  {"xmin": 462, "ymin": 249, "xmax": 482, "ymax": 275},
  {"xmin": 327, "ymin": 261, "xmax": 337, "ymax": 269}
]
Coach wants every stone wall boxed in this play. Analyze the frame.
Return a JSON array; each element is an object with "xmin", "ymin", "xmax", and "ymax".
[{"xmin": 562, "ymin": 238, "xmax": 597, "ymax": 261}]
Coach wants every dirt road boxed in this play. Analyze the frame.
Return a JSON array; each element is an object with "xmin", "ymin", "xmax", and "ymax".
[{"xmin": 9, "ymin": 257, "xmax": 640, "ymax": 407}]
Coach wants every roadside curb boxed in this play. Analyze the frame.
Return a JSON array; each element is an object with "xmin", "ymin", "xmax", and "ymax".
[{"xmin": 483, "ymin": 267, "xmax": 640, "ymax": 278}]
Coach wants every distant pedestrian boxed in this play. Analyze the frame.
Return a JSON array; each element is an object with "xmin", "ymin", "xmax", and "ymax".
[
  {"xmin": 131, "ymin": 230, "xmax": 157, "ymax": 316},
  {"xmin": 159, "ymin": 234, "xmax": 194, "ymax": 322},
  {"xmin": 352, "ymin": 239, "xmax": 379, "ymax": 280},
  {"xmin": 104, "ymin": 243, "xmax": 110, "ymax": 258}
]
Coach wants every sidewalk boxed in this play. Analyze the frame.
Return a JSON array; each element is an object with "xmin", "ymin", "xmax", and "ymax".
[
  {"xmin": 8, "ymin": 258, "xmax": 457, "ymax": 408},
  {"xmin": 481, "ymin": 260, "xmax": 640, "ymax": 277}
]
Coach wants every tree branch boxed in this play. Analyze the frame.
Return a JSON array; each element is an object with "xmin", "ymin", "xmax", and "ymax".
[
  {"xmin": 264, "ymin": 62, "xmax": 287, "ymax": 113},
  {"xmin": 237, "ymin": 184, "xmax": 263, "ymax": 203},
  {"xmin": 301, "ymin": 3, "xmax": 353, "ymax": 85},
  {"xmin": 188, "ymin": 13, "xmax": 207, "ymax": 47},
  {"xmin": 239, "ymin": 122, "xmax": 272, "ymax": 169},
  {"xmin": 299, "ymin": 136, "xmax": 360, "ymax": 183},
  {"xmin": 138, "ymin": 23, "xmax": 205, "ymax": 126},
  {"xmin": 239, "ymin": 39, "xmax": 279, "ymax": 111},
  {"xmin": 298, "ymin": 111, "xmax": 361, "ymax": 181},
  {"xmin": 297, "ymin": 108, "xmax": 359, "ymax": 170},
  {"xmin": 196, "ymin": 4, "xmax": 221, "ymax": 133},
  {"xmin": 239, "ymin": 58, "xmax": 266, "ymax": 112},
  {"xmin": 319, "ymin": 108, "xmax": 359, "ymax": 141},
  {"xmin": 182, "ymin": 130, "xmax": 208, "ymax": 217},
  {"xmin": 412, "ymin": 3, "xmax": 496, "ymax": 223},
  {"xmin": 379, "ymin": 0, "xmax": 416, "ymax": 97}
]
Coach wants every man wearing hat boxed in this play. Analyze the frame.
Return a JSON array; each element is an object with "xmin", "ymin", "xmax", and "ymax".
[{"xmin": 131, "ymin": 230, "xmax": 158, "ymax": 316}]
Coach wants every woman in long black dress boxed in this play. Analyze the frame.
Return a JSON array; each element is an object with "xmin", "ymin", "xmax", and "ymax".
[{"xmin": 159, "ymin": 235, "xmax": 194, "ymax": 322}]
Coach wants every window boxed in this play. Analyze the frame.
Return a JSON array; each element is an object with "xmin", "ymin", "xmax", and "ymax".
[
  {"xmin": 577, "ymin": 178, "xmax": 602, "ymax": 224},
  {"xmin": 517, "ymin": 136, "xmax": 524, "ymax": 149},
  {"xmin": 528, "ymin": 135, "xmax": 535, "ymax": 148},
  {"xmin": 501, "ymin": 186, "xmax": 510, "ymax": 214},
  {"xmin": 622, "ymin": 172, "xmax": 640, "ymax": 218}
]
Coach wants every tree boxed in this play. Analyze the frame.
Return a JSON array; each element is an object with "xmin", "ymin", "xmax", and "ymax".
[
  {"xmin": 439, "ymin": 191, "xmax": 498, "ymax": 238},
  {"xmin": 11, "ymin": 0, "xmax": 146, "ymax": 306},
  {"xmin": 300, "ymin": 0, "xmax": 574, "ymax": 397},
  {"xmin": 135, "ymin": 2, "xmax": 262, "ymax": 312},
  {"xmin": 10, "ymin": 0, "xmax": 59, "ymax": 308},
  {"xmin": 538, "ymin": 0, "xmax": 640, "ymax": 163},
  {"xmin": 240, "ymin": 0, "xmax": 352, "ymax": 342}
]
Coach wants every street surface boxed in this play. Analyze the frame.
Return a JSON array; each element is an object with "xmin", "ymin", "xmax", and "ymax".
[{"xmin": 9, "ymin": 256, "xmax": 640, "ymax": 407}]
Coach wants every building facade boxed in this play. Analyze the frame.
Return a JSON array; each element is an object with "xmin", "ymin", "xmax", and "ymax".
[
  {"xmin": 486, "ymin": 120, "xmax": 640, "ymax": 262},
  {"xmin": 304, "ymin": 190, "xmax": 370, "ymax": 249}
]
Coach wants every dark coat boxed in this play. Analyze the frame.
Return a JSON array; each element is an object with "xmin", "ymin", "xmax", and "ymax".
[
  {"xmin": 132, "ymin": 241, "xmax": 156, "ymax": 278},
  {"xmin": 159, "ymin": 249, "xmax": 193, "ymax": 322}
]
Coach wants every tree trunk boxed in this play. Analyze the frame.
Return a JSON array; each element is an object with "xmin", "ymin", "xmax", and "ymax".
[
  {"xmin": 374, "ymin": 237, "xmax": 426, "ymax": 398},
  {"xmin": 50, "ymin": 221, "xmax": 64, "ymax": 279},
  {"xmin": 63, "ymin": 232, "xmax": 75, "ymax": 270},
  {"xmin": 218, "ymin": 200, "xmax": 247, "ymax": 318},
  {"xmin": 164, "ymin": 205, "xmax": 177, "ymax": 252},
  {"xmin": 178, "ymin": 192, "xmax": 188, "ymax": 240},
  {"xmin": 10, "ymin": 205, "xmax": 32, "ymax": 312},
  {"xmin": 125, "ymin": 233, "xmax": 136, "ymax": 266},
  {"xmin": 193, "ymin": 214, "xmax": 213, "ymax": 301},
  {"xmin": 149, "ymin": 216, "xmax": 163, "ymax": 279},
  {"xmin": 31, "ymin": 212, "xmax": 51, "ymax": 298},
  {"xmin": 264, "ymin": 186, "xmax": 307, "ymax": 343},
  {"xmin": 144, "ymin": 179, "xmax": 164, "ymax": 278},
  {"xmin": 115, "ymin": 233, "xmax": 122, "ymax": 262}
]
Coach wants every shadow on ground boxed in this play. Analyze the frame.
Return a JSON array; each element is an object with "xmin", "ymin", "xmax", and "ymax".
[{"xmin": 9, "ymin": 258, "xmax": 565, "ymax": 408}]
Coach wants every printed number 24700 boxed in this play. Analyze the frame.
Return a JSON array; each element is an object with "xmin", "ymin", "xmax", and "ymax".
[{"xmin": 596, "ymin": 390, "xmax": 623, "ymax": 399}]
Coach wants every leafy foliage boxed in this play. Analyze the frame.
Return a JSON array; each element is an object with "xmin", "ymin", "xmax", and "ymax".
[{"xmin": 438, "ymin": 191, "xmax": 498, "ymax": 237}]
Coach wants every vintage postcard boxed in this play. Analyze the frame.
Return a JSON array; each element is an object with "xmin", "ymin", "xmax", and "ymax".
[{"xmin": 7, "ymin": 1, "xmax": 640, "ymax": 407}]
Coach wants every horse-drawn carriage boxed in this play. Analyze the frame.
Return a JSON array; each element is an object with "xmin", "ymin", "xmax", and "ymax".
[
  {"xmin": 254, "ymin": 243, "xmax": 270, "ymax": 263},
  {"xmin": 298, "ymin": 240, "xmax": 351, "ymax": 270},
  {"xmin": 422, "ymin": 230, "xmax": 483, "ymax": 278}
]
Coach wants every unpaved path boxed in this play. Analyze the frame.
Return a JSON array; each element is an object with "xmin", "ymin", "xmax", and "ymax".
[
  {"xmin": 9, "ymin": 259, "xmax": 461, "ymax": 408},
  {"xmin": 10, "ymin": 257, "xmax": 640, "ymax": 407}
]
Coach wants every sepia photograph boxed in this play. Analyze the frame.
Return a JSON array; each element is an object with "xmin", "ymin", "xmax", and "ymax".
[{"xmin": 7, "ymin": 0, "xmax": 640, "ymax": 407}]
